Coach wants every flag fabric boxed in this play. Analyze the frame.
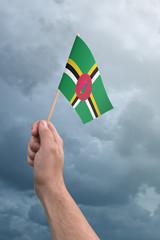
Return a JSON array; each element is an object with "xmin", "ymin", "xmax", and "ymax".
[{"xmin": 58, "ymin": 35, "xmax": 113, "ymax": 124}]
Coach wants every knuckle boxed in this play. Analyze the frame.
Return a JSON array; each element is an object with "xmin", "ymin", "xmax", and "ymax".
[
  {"xmin": 49, "ymin": 143, "xmax": 57, "ymax": 154},
  {"xmin": 59, "ymin": 147, "xmax": 64, "ymax": 158},
  {"xmin": 31, "ymin": 141, "xmax": 40, "ymax": 152},
  {"xmin": 50, "ymin": 145, "xmax": 57, "ymax": 154},
  {"xmin": 35, "ymin": 141, "xmax": 40, "ymax": 149},
  {"xmin": 29, "ymin": 136, "xmax": 40, "ymax": 152}
]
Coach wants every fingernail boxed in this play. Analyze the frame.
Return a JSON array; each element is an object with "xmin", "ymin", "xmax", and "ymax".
[{"xmin": 40, "ymin": 120, "xmax": 48, "ymax": 127}]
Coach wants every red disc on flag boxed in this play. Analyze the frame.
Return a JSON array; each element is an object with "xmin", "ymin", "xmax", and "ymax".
[{"xmin": 76, "ymin": 73, "xmax": 92, "ymax": 101}]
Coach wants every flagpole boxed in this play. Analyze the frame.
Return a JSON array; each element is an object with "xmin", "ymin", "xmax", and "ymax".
[
  {"xmin": 47, "ymin": 34, "xmax": 80, "ymax": 123},
  {"xmin": 47, "ymin": 89, "xmax": 60, "ymax": 123}
]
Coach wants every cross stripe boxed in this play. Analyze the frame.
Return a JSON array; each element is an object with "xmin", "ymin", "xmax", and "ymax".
[
  {"xmin": 70, "ymin": 92, "xmax": 77, "ymax": 105},
  {"xmin": 67, "ymin": 58, "xmax": 83, "ymax": 76},
  {"xmin": 65, "ymin": 60, "xmax": 101, "ymax": 113},
  {"xmin": 90, "ymin": 67, "xmax": 98, "ymax": 79},
  {"xmin": 66, "ymin": 58, "xmax": 83, "ymax": 109},
  {"xmin": 88, "ymin": 63, "xmax": 97, "ymax": 76},
  {"xmin": 71, "ymin": 96, "xmax": 78, "ymax": 106},
  {"xmin": 70, "ymin": 93, "xmax": 80, "ymax": 109},
  {"xmin": 73, "ymin": 99, "xmax": 80, "ymax": 109},
  {"xmin": 88, "ymin": 63, "xmax": 100, "ymax": 84},
  {"xmin": 88, "ymin": 96, "xmax": 98, "ymax": 118},
  {"xmin": 86, "ymin": 99, "xmax": 96, "ymax": 119},
  {"xmin": 64, "ymin": 68, "xmax": 77, "ymax": 84},
  {"xmin": 92, "ymin": 71, "xmax": 100, "ymax": 84},
  {"xmin": 90, "ymin": 93, "xmax": 101, "ymax": 116},
  {"xmin": 66, "ymin": 63, "xmax": 79, "ymax": 80}
]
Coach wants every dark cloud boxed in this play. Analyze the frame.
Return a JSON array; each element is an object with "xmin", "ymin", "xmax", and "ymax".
[
  {"xmin": 61, "ymin": 96, "xmax": 160, "ymax": 208},
  {"xmin": 0, "ymin": 120, "xmax": 34, "ymax": 190},
  {"xmin": 80, "ymin": 201, "xmax": 160, "ymax": 240},
  {"xmin": 0, "ymin": 0, "xmax": 160, "ymax": 239},
  {"xmin": 28, "ymin": 203, "xmax": 48, "ymax": 226},
  {"xmin": 116, "ymin": 98, "xmax": 160, "ymax": 157},
  {"xmin": 1, "ymin": 185, "xmax": 160, "ymax": 240},
  {"xmin": 0, "ymin": 188, "xmax": 51, "ymax": 240},
  {"xmin": 0, "ymin": 0, "xmax": 74, "ymax": 95},
  {"xmin": 0, "ymin": 214, "xmax": 22, "ymax": 240},
  {"xmin": 54, "ymin": 0, "xmax": 65, "ymax": 3},
  {"xmin": 0, "ymin": 44, "xmax": 59, "ymax": 94}
]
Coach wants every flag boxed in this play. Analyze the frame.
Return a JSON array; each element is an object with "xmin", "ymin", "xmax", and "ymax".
[{"xmin": 58, "ymin": 35, "xmax": 113, "ymax": 124}]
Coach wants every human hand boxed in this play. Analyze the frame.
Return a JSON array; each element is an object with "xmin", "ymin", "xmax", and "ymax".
[{"xmin": 27, "ymin": 120, "xmax": 65, "ymax": 200}]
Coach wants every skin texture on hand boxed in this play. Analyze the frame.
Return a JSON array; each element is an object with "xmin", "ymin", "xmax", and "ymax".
[
  {"xmin": 27, "ymin": 120, "xmax": 100, "ymax": 240},
  {"xmin": 27, "ymin": 120, "xmax": 65, "ymax": 199}
]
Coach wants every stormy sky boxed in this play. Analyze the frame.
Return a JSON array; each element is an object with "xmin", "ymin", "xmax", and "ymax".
[{"xmin": 0, "ymin": 0, "xmax": 160, "ymax": 239}]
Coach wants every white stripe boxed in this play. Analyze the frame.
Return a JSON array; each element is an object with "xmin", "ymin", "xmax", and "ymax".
[
  {"xmin": 85, "ymin": 99, "xmax": 96, "ymax": 119},
  {"xmin": 73, "ymin": 99, "xmax": 80, "ymax": 109},
  {"xmin": 64, "ymin": 68, "xmax": 77, "ymax": 84},
  {"xmin": 92, "ymin": 71, "xmax": 100, "ymax": 84}
]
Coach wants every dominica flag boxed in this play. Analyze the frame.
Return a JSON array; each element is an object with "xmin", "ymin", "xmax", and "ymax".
[{"xmin": 58, "ymin": 35, "xmax": 113, "ymax": 124}]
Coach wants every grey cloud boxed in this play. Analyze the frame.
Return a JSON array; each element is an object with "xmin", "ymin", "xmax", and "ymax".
[
  {"xmin": 63, "ymin": 135, "xmax": 83, "ymax": 155},
  {"xmin": 0, "ymin": 120, "xmax": 34, "ymax": 190},
  {"xmin": 62, "ymin": 95, "xmax": 160, "ymax": 207},
  {"xmin": 116, "ymin": 97, "xmax": 160, "ymax": 157},
  {"xmin": 0, "ymin": 44, "xmax": 58, "ymax": 94},
  {"xmin": 80, "ymin": 200, "xmax": 160, "ymax": 240},
  {"xmin": 54, "ymin": 0, "xmax": 65, "ymax": 3},
  {"xmin": 2, "ymin": 185, "xmax": 160, "ymax": 240},
  {"xmin": 0, "ymin": 214, "xmax": 22, "ymax": 240},
  {"xmin": 0, "ymin": 0, "xmax": 160, "ymax": 239},
  {"xmin": 0, "ymin": 187, "xmax": 50, "ymax": 240},
  {"xmin": 28, "ymin": 203, "xmax": 48, "ymax": 226},
  {"xmin": 0, "ymin": 0, "xmax": 74, "ymax": 95}
]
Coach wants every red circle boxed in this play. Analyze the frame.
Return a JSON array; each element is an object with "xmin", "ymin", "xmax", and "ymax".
[{"xmin": 76, "ymin": 73, "xmax": 92, "ymax": 101}]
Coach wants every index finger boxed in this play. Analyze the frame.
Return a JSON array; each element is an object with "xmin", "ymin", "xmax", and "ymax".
[{"xmin": 47, "ymin": 121, "xmax": 63, "ymax": 146}]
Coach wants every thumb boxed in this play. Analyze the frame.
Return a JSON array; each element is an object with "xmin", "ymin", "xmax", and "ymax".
[{"xmin": 38, "ymin": 120, "xmax": 53, "ymax": 146}]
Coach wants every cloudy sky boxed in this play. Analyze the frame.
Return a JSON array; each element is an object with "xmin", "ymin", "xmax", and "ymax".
[{"xmin": 0, "ymin": 0, "xmax": 160, "ymax": 239}]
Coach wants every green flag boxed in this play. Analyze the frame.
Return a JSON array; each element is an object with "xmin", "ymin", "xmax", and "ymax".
[{"xmin": 58, "ymin": 35, "xmax": 113, "ymax": 124}]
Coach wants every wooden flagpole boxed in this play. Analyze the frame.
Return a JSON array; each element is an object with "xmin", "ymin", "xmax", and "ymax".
[
  {"xmin": 47, "ymin": 33, "xmax": 80, "ymax": 123},
  {"xmin": 47, "ymin": 89, "xmax": 60, "ymax": 123}
]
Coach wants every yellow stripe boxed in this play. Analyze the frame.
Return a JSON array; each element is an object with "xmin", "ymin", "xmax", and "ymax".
[
  {"xmin": 70, "ymin": 92, "xmax": 77, "ymax": 104},
  {"xmin": 68, "ymin": 58, "xmax": 82, "ymax": 76},
  {"xmin": 90, "ymin": 93, "xmax": 101, "ymax": 116},
  {"xmin": 88, "ymin": 63, "xmax": 97, "ymax": 76}
]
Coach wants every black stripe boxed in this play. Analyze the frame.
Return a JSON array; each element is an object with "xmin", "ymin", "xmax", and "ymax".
[
  {"xmin": 71, "ymin": 96, "xmax": 78, "ymax": 106},
  {"xmin": 88, "ymin": 97, "xmax": 98, "ymax": 118},
  {"xmin": 90, "ymin": 67, "xmax": 98, "ymax": 79},
  {"xmin": 66, "ymin": 63, "xmax": 79, "ymax": 80}
]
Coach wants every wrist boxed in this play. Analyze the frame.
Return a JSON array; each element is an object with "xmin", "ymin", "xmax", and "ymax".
[
  {"xmin": 34, "ymin": 178, "xmax": 67, "ymax": 203},
  {"xmin": 35, "ymin": 181, "xmax": 69, "ymax": 223}
]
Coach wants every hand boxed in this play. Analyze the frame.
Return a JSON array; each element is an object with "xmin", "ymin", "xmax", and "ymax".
[
  {"xmin": 27, "ymin": 121, "xmax": 100, "ymax": 240},
  {"xmin": 27, "ymin": 120, "xmax": 65, "ymax": 200}
]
